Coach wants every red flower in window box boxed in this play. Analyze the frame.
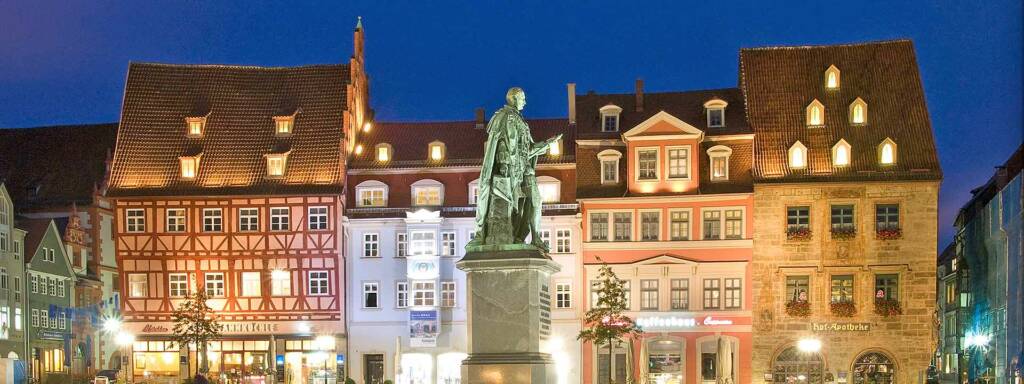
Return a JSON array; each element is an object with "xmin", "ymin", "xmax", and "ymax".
[
  {"xmin": 876, "ymin": 227, "xmax": 903, "ymax": 240},
  {"xmin": 785, "ymin": 300, "xmax": 811, "ymax": 317},
  {"xmin": 829, "ymin": 301, "xmax": 857, "ymax": 317},
  {"xmin": 873, "ymin": 298, "xmax": 903, "ymax": 317},
  {"xmin": 786, "ymin": 227, "xmax": 812, "ymax": 241},
  {"xmin": 830, "ymin": 227, "xmax": 856, "ymax": 240}
]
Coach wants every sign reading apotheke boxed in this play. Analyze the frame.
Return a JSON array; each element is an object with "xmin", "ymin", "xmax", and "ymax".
[{"xmin": 811, "ymin": 322, "xmax": 871, "ymax": 332}]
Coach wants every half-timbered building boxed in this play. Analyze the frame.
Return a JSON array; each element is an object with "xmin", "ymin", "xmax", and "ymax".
[{"xmin": 105, "ymin": 22, "xmax": 370, "ymax": 383}]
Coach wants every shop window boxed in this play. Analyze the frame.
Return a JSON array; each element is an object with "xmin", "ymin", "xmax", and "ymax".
[
  {"xmin": 670, "ymin": 279, "xmax": 689, "ymax": 310},
  {"xmin": 703, "ymin": 278, "xmax": 721, "ymax": 309},
  {"xmin": 786, "ymin": 276, "xmax": 810, "ymax": 303},
  {"xmin": 165, "ymin": 208, "xmax": 186, "ymax": 232},
  {"xmin": 270, "ymin": 207, "xmax": 290, "ymax": 231},
  {"xmin": 772, "ymin": 346, "xmax": 825, "ymax": 383},
  {"xmin": 875, "ymin": 274, "xmax": 899, "ymax": 301},
  {"xmin": 640, "ymin": 211, "xmax": 660, "ymax": 241},
  {"xmin": 589, "ymin": 213, "xmax": 609, "ymax": 241},
  {"xmin": 647, "ymin": 338, "xmax": 685, "ymax": 383},
  {"xmin": 203, "ymin": 209, "xmax": 223, "ymax": 232},
  {"xmin": 699, "ymin": 338, "xmax": 737, "ymax": 382},
  {"xmin": 640, "ymin": 279, "xmax": 659, "ymax": 310},
  {"xmin": 830, "ymin": 275, "xmax": 854, "ymax": 303},
  {"xmin": 308, "ymin": 206, "xmax": 329, "ymax": 230},
  {"xmin": 852, "ymin": 352, "xmax": 896, "ymax": 384},
  {"xmin": 670, "ymin": 210, "xmax": 690, "ymax": 241}
]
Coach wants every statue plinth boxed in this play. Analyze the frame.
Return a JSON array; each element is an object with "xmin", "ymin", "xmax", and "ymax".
[{"xmin": 457, "ymin": 248, "xmax": 561, "ymax": 383}]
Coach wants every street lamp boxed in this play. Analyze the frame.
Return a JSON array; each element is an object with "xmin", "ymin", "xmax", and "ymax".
[
  {"xmin": 797, "ymin": 338, "xmax": 822, "ymax": 383},
  {"xmin": 103, "ymin": 317, "xmax": 122, "ymax": 333}
]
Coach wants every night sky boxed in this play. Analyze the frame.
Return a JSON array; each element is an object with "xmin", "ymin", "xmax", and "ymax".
[{"xmin": 1, "ymin": 1, "xmax": 1020, "ymax": 247}]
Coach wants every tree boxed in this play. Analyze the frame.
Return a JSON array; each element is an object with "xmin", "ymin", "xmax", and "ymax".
[
  {"xmin": 577, "ymin": 261, "xmax": 642, "ymax": 384},
  {"xmin": 172, "ymin": 290, "xmax": 223, "ymax": 375}
]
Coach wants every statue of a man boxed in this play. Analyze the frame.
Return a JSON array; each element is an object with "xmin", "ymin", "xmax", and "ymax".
[{"xmin": 468, "ymin": 87, "xmax": 561, "ymax": 251}]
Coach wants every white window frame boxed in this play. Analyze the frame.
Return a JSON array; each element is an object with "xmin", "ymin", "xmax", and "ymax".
[
  {"xmin": 125, "ymin": 209, "xmax": 146, "ymax": 233},
  {"xmin": 355, "ymin": 180, "xmax": 389, "ymax": 207},
  {"xmin": 598, "ymin": 149, "xmax": 623, "ymax": 185},
  {"xmin": 375, "ymin": 143, "xmax": 393, "ymax": 162},
  {"xmin": 32, "ymin": 309, "xmax": 38, "ymax": 328},
  {"xmin": 271, "ymin": 270, "xmax": 291, "ymax": 296},
  {"xmin": 362, "ymin": 282, "xmax": 380, "ymax": 309},
  {"xmin": 204, "ymin": 273, "xmax": 225, "ymax": 297},
  {"xmin": 441, "ymin": 231, "xmax": 457, "ymax": 257},
  {"xmin": 588, "ymin": 211, "xmax": 610, "ymax": 242},
  {"xmin": 202, "ymin": 208, "xmax": 223, "ymax": 232},
  {"xmin": 704, "ymin": 99, "xmax": 728, "ymax": 128},
  {"xmin": 825, "ymin": 65, "xmax": 841, "ymax": 89},
  {"xmin": 539, "ymin": 230, "xmax": 552, "ymax": 250},
  {"xmin": 308, "ymin": 271, "xmax": 329, "ymax": 296},
  {"xmin": 363, "ymin": 233, "xmax": 380, "ymax": 258},
  {"xmin": 707, "ymin": 145, "xmax": 733, "ymax": 181},
  {"xmin": 668, "ymin": 208, "xmax": 693, "ymax": 241},
  {"xmin": 554, "ymin": 229, "xmax": 572, "ymax": 253},
  {"xmin": 555, "ymin": 282, "xmax": 572, "ymax": 309},
  {"xmin": 238, "ymin": 207, "xmax": 259, "ymax": 232},
  {"xmin": 441, "ymin": 281, "xmax": 456, "ymax": 308},
  {"xmin": 241, "ymin": 271, "xmax": 261, "ymax": 297},
  {"xmin": 57, "ymin": 279, "xmax": 65, "ymax": 297},
  {"xmin": 600, "ymin": 104, "xmax": 623, "ymax": 132},
  {"xmin": 789, "ymin": 141, "xmax": 808, "ymax": 170},
  {"xmin": 428, "ymin": 140, "xmax": 446, "ymax": 161},
  {"xmin": 410, "ymin": 231, "xmax": 436, "ymax": 256},
  {"xmin": 396, "ymin": 233, "xmax": 408, "ymax": 257},
  {"xmin": 165, "ymin": 208, "xmax": 186, "ymax": 232},
  {"xmin": 168, "ymin": 273, "xmax": 188, "ymax": 298},
  {"xmin": 639, "ymin": 209, "xmax": 661, "ymax": 242},
  {"xmin": 635, "ymin": 147, "xmax": 660, "ymax": 182},
  {"xmin": 308, "ymin": 206, "xmax": 329, "ymax": 231},
  {"xmin": 536, "ymin": 176, "xmax": 561, "ymax": 204},
  {"xmin": 665, "ymin": 145, "xmax": 692, "ymax": 180},
  {"xmin": 412, "ymin": 281, "xmax": 436, "ymax": 307},
  {"xmin": 266, "ymin": 153, "xmax": 288, "ymax": 177},
  {"xmin": 608, "ymin": 210, "xmax": 634, "ymax": 242},
  {"xmin": 411, "ymin": 179, "xmax": 444, "ymax": 206},
  {"xmin": 274, "ymin": 116, "xmax": 294, "ymax": 135},
  {"xmin": 699, "ymin": 206, "xmax": 746, "ymax": 240},
  {"xmin": 270, "ymin": 207, "xmax": 290, "ymax": 231},
  {"xmin": 128, "ymin": 273, "xmax": 147, "ymax": 298},
  {"xmin": 468, "ymin": 179, "xmax": 480, "ymax": 205},
  {"xmin": 396, "ymin": 281, "xmax": 409, "ymax": 308}
]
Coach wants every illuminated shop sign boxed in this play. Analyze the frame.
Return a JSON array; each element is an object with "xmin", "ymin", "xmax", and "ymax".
[
  {"xmin": 636, "ymin": 315, "xmax": 735, "ymax": 329},
  {"xmin": 810, "ymin": 322, "xmax": 871, "ymax": 332}
]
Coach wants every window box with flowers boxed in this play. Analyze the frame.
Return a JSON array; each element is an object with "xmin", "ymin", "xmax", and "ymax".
[
  {"xmin": 785, "ymin": 299, "xmax": 811, "ymax": 317},
  {"xmin": 873, "ymin": 298, "xmax": 902, "ymax": 317},
  {"xmin": 786, "ymin": 228, "xmax": 812, "ymax": 241},
  {"xmin": 876, "ymin": 227, "xmax": 902, "ymax": 240},
  {"xmin": 830, "ymin": 227, "xmax": 856, "ymax": 240},
  {"xmin": 829, "ymin": 301, "xmax": 857, "ymax": 317}
]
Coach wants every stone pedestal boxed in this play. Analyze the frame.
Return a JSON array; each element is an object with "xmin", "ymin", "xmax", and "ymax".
[{"xmin": 456, "ymin": 247, "xmax": 561, "ymax": 384}]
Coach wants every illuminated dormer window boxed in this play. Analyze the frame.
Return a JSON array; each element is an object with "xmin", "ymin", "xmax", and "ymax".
[
  {"xmin": 179, "ymin": 155, "xmax": 200, "ymax": 179},
  {"xmin": 274, "ymin": 116, "xmax": 294, "ymax": 135},
  {"xmin": 186, "ymin": 117, "xmax": 206, "ymax": 137},
  {"xmin": 806, "ymin": 100, "xmax": 825, "ymax": 127},
  {"xmin": 537, "ymin": 176, "xmax": 561, "ymax": 203},
  {"xmin": 597, "ymin": 149, "xmax": 623, "ymax": 184},
  {"xmin": 789, "ymin": 141, "xmax": 808, "ymax": 169},
  {"xmin": 354, "ymin": 144, "xmax": 364, "ymax": 156},
  {"xmin": 266, "ymin": 153, "xmax": 289, "ymax": 178},
  {"xmin": 600, "ymin": 104, "xmax": 623, "ymax": 132},
  {"xmin": 832, "ymin": 139, "xmax": 852, "ymax": 167},
  {"xmin": 411, "ymin": 179, "xmax": 443, "ymax": 206},
  {"xmin": 375, "ymin": 143, "xmax": 392, "ymax": 162},
  {"xmin": 825, "ymin": 65, "xmax": 841, "ymax": 89},
  {"xmin": 704, "ymin": 99, "xmax": 728, "ymax": 128},
  {"xmin": 849, "ymin": 98, "xmax": 867, "ymax": 125},
  {"xmin": 707, "ymin": 145, "xmax": 733, "ymax": 181},
  {"xmin": 428, "ymin": 141, "xmax": 446, "ymax": 161},
  {"xmin": 355, "ymin": 180, "xmax": 388, "ymax": 207},
  {"xmin": 878, "ymin": 138, "xmax": 897, "ymax": 165}
]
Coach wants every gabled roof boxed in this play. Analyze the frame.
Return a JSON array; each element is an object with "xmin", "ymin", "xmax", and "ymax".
[
  {"xmin": 575, "ymin": 88, "xmax": 750, "ymax": 139},
  {"xmin": 0, "ymin": 123, "xmax": 117, "ymax": 211},
  {"xmin": 349, "ymin": 118, "xmax": 573, "ymax": 170},
  {"xmin": 740, "ymin": 39, "xmax": 942, "ymax": 182},
  {"xmin": 18, "ymin": 218, "xmax": 56, "ymax": 263},
  {"xmin": 622, "ymin": 111, "xmax": 704, "ymax": 141},
  {"xmin": 106, "ymin": 62, "xmax": 351, "ymax": 197}
]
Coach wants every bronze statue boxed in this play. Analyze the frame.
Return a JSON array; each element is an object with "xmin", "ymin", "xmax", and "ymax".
[{"xmin": 467, "ymin": 87, "xmax": 561, "ymax": 252}]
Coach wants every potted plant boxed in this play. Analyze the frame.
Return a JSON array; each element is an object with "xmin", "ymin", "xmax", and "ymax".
[
  {"xmin": 785, "ymin": 299, "xmax": 811, "ymax": 317},
  {"xmin": 829, "ymin": 301, "xmax": 857, "ymax": 317},
  {"xmin": 786, "ymin": 227, "xmax": 812, "ymax": 241},
  {"xmin": 830, "ymin": 227, "xmax": 856, "ymax": 240},
  {"xmin": 876, "ymin": 227, "xmax": 903, "ymax": 240}
]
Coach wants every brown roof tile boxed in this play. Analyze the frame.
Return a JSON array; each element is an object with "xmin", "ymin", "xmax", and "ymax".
[
  {"xmin": 106, "ymin": 62, "xmax": 351, "ymax": 197},
  {"xmin": 575, "ymin": 88, "xmax": 751, "ymax": 140},
  {"xmin": 740, "ymin": 39, "xmax": 942, "ymax": 182}
]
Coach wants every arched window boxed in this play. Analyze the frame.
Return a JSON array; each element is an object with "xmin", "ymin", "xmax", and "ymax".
[
  {"xmin": 789, "ymin": 141, "xmax": 808, "ymax": 169},
  {"xmin": 878, "ymin": 138, "xmax": 897, "ymax": 165},
  {"xmin": 832, "ymin": 139, "xmax": 852, "ymax": 167},
  {"xmin": 704, "ymin": 99, "xmax": 728, "ymax": 128},
  {"xmin": 600, "ymin": 104, "xmax": 623, "ymax": 132},
  {"xmin": 355, "ymin": 180, "xmax": 388, "ymax": 207},
  {"xmin": 772, "ymin": 346, "xmax": 825, "ymax": 383},
  {"xmin": 411, "ymin": 179, "xmax": 444, "ymax": 206},
  {"xmin": 825, "ymin": 65, "xmax": 841, "ymax": 89},
  {"xmin": 807, "ymin": 100, "xmax": 825, "ymax": 126},
  {"xmin": 850, "ymin": 98, "xmax": 868, "ymax": 125},
  {"xmin": 851, "ymin": 351, "xmax": 896, "ymax": 384},
  {"xmin": 645, "ymin": 337, "xmax": 686, "ymax": 383},
  {"xmin": 536, "ymin": 176, "xmax": 561, "ymax": 204}
]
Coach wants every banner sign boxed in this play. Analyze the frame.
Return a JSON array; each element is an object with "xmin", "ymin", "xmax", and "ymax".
[
  {"xmin": 409, "ymin": 310, "xmax": 439, "ymax": 347},
  {"xmin": 811, "ymin": 322, "xmax": 871, "ymax": 332}
]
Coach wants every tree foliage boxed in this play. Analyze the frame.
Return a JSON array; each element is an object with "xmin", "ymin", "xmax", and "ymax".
[
  {"xmin": 577, "ymin": 261, "xmax": 642, "ymax": 382},
  {"xmin": 172, "ymin": 290, "xmax": 223, "ymax": 373}
]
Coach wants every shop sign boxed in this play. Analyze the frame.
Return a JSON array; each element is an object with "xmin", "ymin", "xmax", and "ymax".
[
  {"xmin": 142, "ymin": 324, "xmax": 170, "ymax": 333},
  {"xmin": 133, "ymin": 320, "xmax": 332, "ymax": 335},
  {"xmin": 636, "ymin": 315, "xmax": 736, "ymax": 329},
  {"xmin": 409, "ymin": 310, "xmax": 438, "ymax": 347},
  {"xmin": 811, "ymin": 322, "xmax": 871, "ymax": 332},
  {"xmin": 39, "ymin": 330, "xmax": 65, "ymax": 340},
  {"xmin": 407, "ymin": 256, "xmax": 440, "ymax": 280},
  {"xmin": 221, "ymin": 322, "xmax": 279, "ymax": 333}
]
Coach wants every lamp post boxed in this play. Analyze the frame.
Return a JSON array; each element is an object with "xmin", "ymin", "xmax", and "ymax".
[{"xmin": 104, "ymin": 316, "xmax": 134, "ymax": 384}]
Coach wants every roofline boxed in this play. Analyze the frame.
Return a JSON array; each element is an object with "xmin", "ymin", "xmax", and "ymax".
[
  {"xmin": 375, "ymin": 117, "xmax": 569, "ymax": 125},
  {"xmin": 574, "ymin": 87, "xmax": 741, "ymax": 98},
  {"xmin": 127, "ymin": 61, "xmax": 349, "ymax": 71},
  {"xmin": 740, "ymin": 38, "xmax": 913, "ymax": 52}
]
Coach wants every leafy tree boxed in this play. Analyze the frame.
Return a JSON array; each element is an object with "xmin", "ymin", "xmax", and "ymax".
[
  {"xmin": 172, "ymin": 290, "xmax": 223, "ymax": 374},
  {"xmin": 577, "ymin": 261, "xmax": 642, "ymax": 384}
]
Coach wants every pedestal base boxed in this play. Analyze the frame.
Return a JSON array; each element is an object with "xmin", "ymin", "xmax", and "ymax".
[{"xmin": 456, "ymin": 249, "xmax": 561, "ymax": 384}]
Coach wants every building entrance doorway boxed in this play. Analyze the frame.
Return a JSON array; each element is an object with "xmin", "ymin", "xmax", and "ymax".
[
  {"xmin": 364, "ymin": 354, "xmax": 384, "ymax": 384},
  {"xmin": 852, "ymin": 352, "xmax": 895, "ymax": 384},
  {"xmin": 772, "ymin": 346, "xmax": 825, "ymax": 384}
]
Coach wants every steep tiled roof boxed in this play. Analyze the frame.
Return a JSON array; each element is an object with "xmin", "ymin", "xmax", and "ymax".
[
  {"xmin": 575, "ymin": 88, "xmax": 751, "ymax": 139},
  {"xmin": 107, "ymin": 62, "xmax": 351, "ymax": 197},
  {"xmin": 349, "ymin": 118, "xmax": 573, "ymax": 169},
  {"xmin": 18, "ymin": 218, "xmax": 54, "ymax": 263},
  {"xmin": 740, "ymin": 39, "xmax": 942, "ymax": 182},
  {"xmin": 0, "ymin": 123, "xmax": 117, "ymax": 211}
]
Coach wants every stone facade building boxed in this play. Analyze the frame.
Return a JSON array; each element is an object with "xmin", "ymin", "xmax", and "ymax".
[{"xmin": 743, "ymin": 40, "xmax": 943, "ymax": 384}]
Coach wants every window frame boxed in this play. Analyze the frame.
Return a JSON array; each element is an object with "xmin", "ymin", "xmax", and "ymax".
[
  {"xmin": 308, "ymin": 271, "xmax": 330, "ymax": 296},
  {"xmin": 668, "ymin": 209, "xmax": 692, "ymax": 241},
  {"xmin": 555, "ymin": 282, "xmax": 572, "ymax": 309},
  {"xmin": 362, "ymin": 282, "xmax": 380, "ymax": 309},
  {"xmin": 396, "ymin": 281, "xmax": 409, "ymax": 308},
  {"xmin": 874, "ymin": 273, "xmax": 899, "ymax": 301},
  {"xmin": 204, "ymin": 273, "xmax": 225, "ymax": 297},
  {"xmin": 362, "ymin": 233, "xmax": 380, "ymax": 258},
  {"xmin": 269, "ymin": 207, "xmax": 290, "ymax": 232},
  {"xmin": 168, "ymin": 273, "xmax": 189, "ymax": 298},
  {"xmin": 639, "ymin": 210, "xmax": 661, "ymax": 241},
  {"xmin": 723, "ymin": 278, "xmax": 742, "ymax": 309},
  {"xmin": 307, "ymin": 206, "xmax": 329, "ymax": 231},
  {"xmin": 597, "ymin": 149, "xmax": 622, "ymax": 185},
  {"xmin": 441, "ymin": 231, "xmax": 457, "ymax": 257},
  {"xmin": 536, "ymin": 176, "xmax": 562, "ymax": 204},
  {"xmin": 165, "ymin": 208, "xmax": 186, "ymax": 233},
  {"xmin": 411, "ymin": 179, "xmax": 444, "ymax": 206},
  {"xmin": 635, "ymin": 147, "xmax": 660, "ymax": 182},
  {"xmin": 878, "ymin": 138, "xmax": 898, "ymax": 165},
  {"xmin": 238, "ymin": 207, "xmax": 259, "ymax": 232},
  {"xmin": 355, "ymin": 180, "xmax": 389, "ymax": 207},
  {"xmin": 806, "ymin": 99, "xmax": 825, "ymax": 126},
  {"xmin": 396, "ymin": 233, "xmax": 408, "ymax": 258},
  {"xmin": 849, "ymin": 98, "xmax": 868, "ymax": 125},
  {"xmin": 830, "ymin": 204, "xmax": 855, "ymax": 232},
  {"xmin": 125, "ymin": 209, "xmax": 146, "ymax": 233},
  {"xmin": 270, "ymin": 270, "xmax": 291, "ymax": 297},
  {"xmin": 409, "ymin": 231, "xmax": 436, "ymax": 256},
  {"xmin": 589, "ymin": 212, "xmax": 610, "ymax": 242},
  {"xmin": 600, "ymin": 105, "xmax": 623, "ymax": 132},
  {"xmin": 707, "ymin": 146, "xmax": 732, "ymax": 181},
  {"xmin": 240, "ymin": 271, "xmax": 262, "ymax": 297},
  {"xmin": 786, "ymin": 275, "xmax": 811, "ymax": 303},
  {"xmin": 554, "ymin": 229, "xmax": 572, "ymax": 253},
  {"xmin": 670, "ymin": 278, "xmax": 690, "ymax": 310},
  {"xmin": 830, "ymin": 274, "xmax": 855, "ymax": 303},
  {"xmin": 832, "ymin": 139, "xmax": 852, "ymax": 167},
  {"xmin": 875, "ymin": 204, "xmax": 900, "ymax": 231},
  {"xmin": 266, "ymin": 154, "xmax": 288, "ymax": 178},
  {"xmin": 612, "ymin": 211, "xmax": 634, "ymax": 242},
  {"xmin": 412, "ymin": 281, "xmax": 436, "ymax": 307},
  {"xmin": 640, "ymin": 279, "xmax": 659, "ymax": 311},
  {"xmin": 441, "ymin": 281, "xmax": 457, "ymax": 308},
  {"xmin": 128, "ymin": 273, "xmax": 147, "ymax": 298},
  {"xmin": 789, "ymin": 141, "xmax": 808, "ymax": 170},
  {"xmin": 202, "ymin": 208, "xmax": 223, "ymax": 232},
  {"xmin": 786, "ymin": 206, "xmax": 811, "ymax": 232},
  {"xmin": 665, "ymin": 146, "xmax": 691, "ymax": 180},
  {"xmin": 702, "ymin": 278, "xmax": 721, "ymax": 310}
]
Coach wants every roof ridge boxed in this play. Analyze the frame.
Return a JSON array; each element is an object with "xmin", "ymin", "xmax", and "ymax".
[
  {"xmin": 577, "ymin": 87, "xmax": 740, "ymax": 98},
  {"xmin": 0, "ymin": 122, "xmax": 118, "ymax": 131},
  {"xmin": 378, "ymin": 117, "xmax": 568, "ymax": 125},
  {"xmin": 740, "ymin": 39, "xmax": 912, "ymax": 52},
  {"xmin": 128, "ymin": 61, "xmax": 348, "ymax": 71}
]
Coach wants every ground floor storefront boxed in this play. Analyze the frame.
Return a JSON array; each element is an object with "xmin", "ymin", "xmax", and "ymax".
[{"xmin": 29, "ymin": 338, "xmax": 68, "ymax": 381}]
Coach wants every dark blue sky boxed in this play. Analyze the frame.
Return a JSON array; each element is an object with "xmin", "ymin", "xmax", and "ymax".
[{"xmin": 1, "ymin": 1, "xmax": 1020, "ymax": 246}]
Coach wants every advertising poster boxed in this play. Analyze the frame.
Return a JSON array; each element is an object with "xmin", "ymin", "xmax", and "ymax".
[{"xmin": 409, "ymin": 310, "xmax": 439, "ymax": 347}]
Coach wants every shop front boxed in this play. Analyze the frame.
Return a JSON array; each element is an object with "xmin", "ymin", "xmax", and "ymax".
[
  {"xmin": 31, "ymin": 331, "xmax": 69, "ymax": 380},
  {"xmin": 767, "ymin": 346, "xmax": 899, "ymax": 384},
  {"xmin": 125, "ymin": 320, "xmax": 345, "ymax": 384}
]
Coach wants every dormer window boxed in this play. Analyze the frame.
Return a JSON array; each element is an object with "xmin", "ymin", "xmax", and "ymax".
[
  {"xmin": 411, "ymin": 179, "xmax": 444, "ymax": 206},
  {"xmin": 274, "ymin": 116, "xmax": 295, "ymax": 135},
  {"xmin": 806, "ymin": 100, "xmax": 825, "ymax": 127},
  {"xmin": 179, "ymin": 155, "xmax": 200, "ymax": 179},
  {"xmin": 428, "ymin": 141, "xmax": 446, "ymax": 161},
  {"xmin": 789, "ymin": 141, "xmax": 808, "ymax": 169},
  {"xmin": 354, "ymin": 144, "xmax": 364, "ymax": 156},
  {"xmin": 355, "ymin": 180, "xmax": 388, "ymax": 207},
  {"xmin": 849, "ymin": 98, "xmax": 867, "ymax": 125},
  {"xmin": 266, "ymin": 153, "xmax": 289, "ymax": 177},
  {"xmin": 536, "ymin": 176, "xmax": 561, "ymax": 203},
  {"xmin": 597, "ymin": 149, "xmax": 622, "ymax": 184},
  {"xmin": 186, "ymin": 117, "xmax": 206, "ymax": 137},
  {"xmin": 600, "ymin": 105, "xmax": 623, "ymax": 132},
  {"xmin": 704, "ymin": 99, "xmax": 728, "ymax": 128},
  {"xmin": 375, "ymin": 143, "xmax": 392, "ymax": 162},
  {"xmin": 832, "ymin": 139, "xmax": 852, "ymax": 167},
  {"xmin": 825, "ymin": 65, "xmax": 841, "ymax": 89},
  {"xmin": 879, "ymin": 138, "xmax": 897, "ymax": 165},
  {"xmin": 707, "ymin": 145, "xmax": 733, "ymax": 181}
]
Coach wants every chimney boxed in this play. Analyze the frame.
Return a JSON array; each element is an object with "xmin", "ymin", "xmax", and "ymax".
[
  {"xmin": 353, "ymin": 16, "xmax": 365, "ymax": 63},
  {"xmin": 567, "ymin": 83, "xmax": 577, "ymax": 124},
  {"xmin": 475, "ymin": 108, "xmax": 486, "ymax": 129},
  {"xmin": 635, "ymin": 78, "xmax": 644, "ymax": 112}
]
